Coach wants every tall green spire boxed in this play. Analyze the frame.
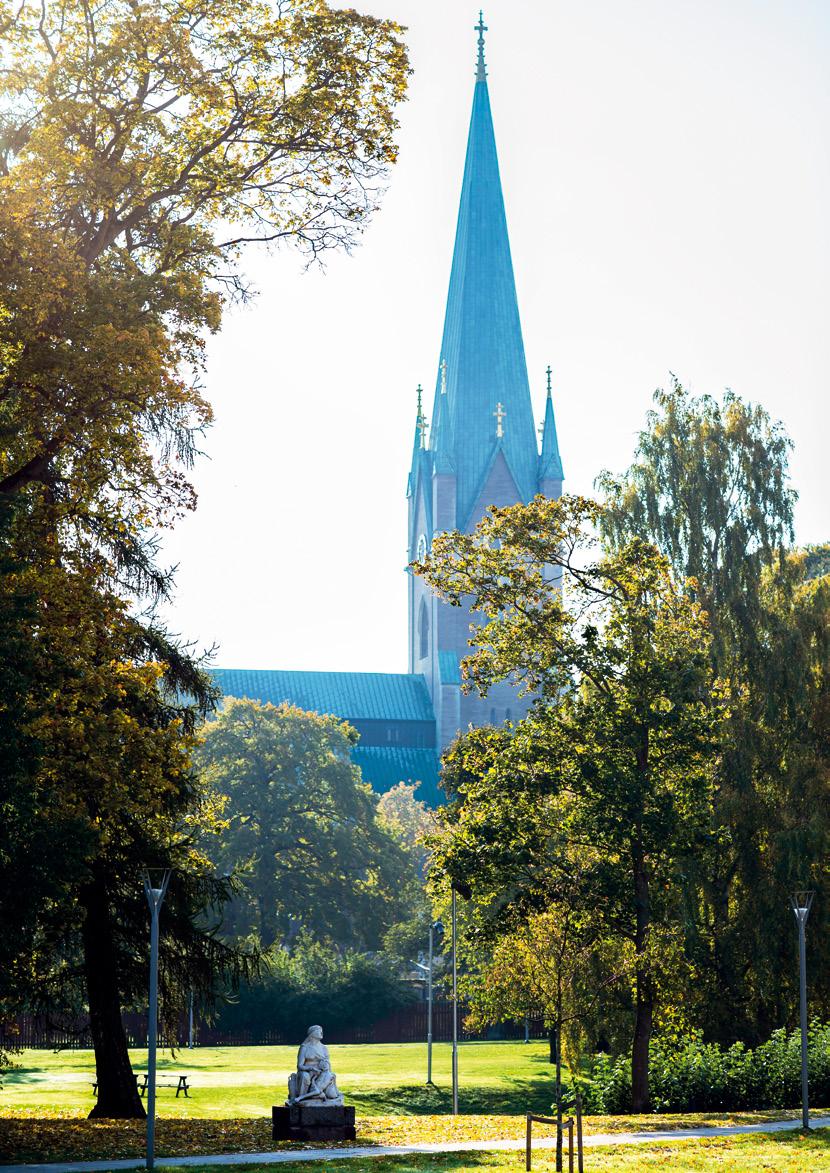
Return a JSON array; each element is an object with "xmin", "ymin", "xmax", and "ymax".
[{"xmin": 430, "ymin": 14, "xmax": 539, "ymax": 526}]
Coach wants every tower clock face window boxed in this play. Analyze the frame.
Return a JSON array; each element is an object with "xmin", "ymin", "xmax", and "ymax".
[{"xmin": 417, "ymin": 534, "xmax": 428, "ymax": 561}]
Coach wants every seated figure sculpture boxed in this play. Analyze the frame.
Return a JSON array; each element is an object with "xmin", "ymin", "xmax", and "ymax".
[{"xmin": 287, "ymin": 1025, "xmax": 344, "ymax": 1106}]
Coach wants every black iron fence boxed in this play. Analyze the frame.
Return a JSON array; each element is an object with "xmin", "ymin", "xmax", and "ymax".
[{"xmin": 2, "ymin": 1003, "xmax": 546, "ymax": 1049}]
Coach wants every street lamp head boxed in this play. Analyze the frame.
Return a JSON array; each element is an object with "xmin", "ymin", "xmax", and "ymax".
[
  {"xmin": 142, "ymin": 869, "xmax": 172, "ymax": 910},
  {"xmin": 790, "ymin": 890, "xmax": 815, "ymax": 924}
]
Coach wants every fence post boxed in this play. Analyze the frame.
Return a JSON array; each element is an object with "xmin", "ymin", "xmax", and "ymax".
[
  {"xmin": 525, "ymin": 1113, "xmax": 532, "ymax": 1172},
  {"xmin": 575, "ymin": 1092, "xmax": 584, "ymax": 1173}
]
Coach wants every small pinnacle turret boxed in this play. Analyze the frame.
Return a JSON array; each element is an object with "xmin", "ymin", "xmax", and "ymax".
[
  {"xmin": 539, "ymin": 366, "xmax": 564, "ymax": 482},
  {"xmin": 432, "ymin": 358, "xmax": 455, "ymax": 472}
]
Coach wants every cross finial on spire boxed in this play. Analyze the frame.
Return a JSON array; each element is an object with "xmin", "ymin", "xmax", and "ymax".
[
  {"xmin": 475, "ymin": 11, "xmax": 488, "ymax": 81},
  {"xmin": 440, "ymin": 358, "xmax": 448, "ymax": 395},
  {"xmin": 546, "ymin": 365, "xmax": 552, "ymax": 398},
  {"xmin": 493, "ymin": 401, "xmax": 506, "ymax": 439}
]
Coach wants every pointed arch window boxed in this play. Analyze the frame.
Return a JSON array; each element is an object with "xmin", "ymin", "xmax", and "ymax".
[{"xmin": 418, "ymin": 598, "xmax": 430, "ymax": 661}]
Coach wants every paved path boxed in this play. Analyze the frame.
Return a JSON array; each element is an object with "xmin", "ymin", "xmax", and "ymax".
[{"xmin": 4, "ymin": 1116, "xmax": 828, "ymax": 1173}]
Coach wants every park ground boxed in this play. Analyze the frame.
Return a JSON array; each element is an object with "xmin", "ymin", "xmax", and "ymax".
[{"xmin": 2, "ymin": 1042, "xmax": 828, "ymax": 1170}]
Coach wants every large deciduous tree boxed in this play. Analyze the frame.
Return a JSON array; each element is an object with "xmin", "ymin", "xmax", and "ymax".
[
  {"xmin": 197, "ymin": 699, "xmax": 418, "ymax": 952},
  {"xmin": 597, "ymin": 381, "xmax": 830, "ymax": 1041},
  {"xmin": 419, "ymin": 495, "xmax": 719, "ymax": 1111}
]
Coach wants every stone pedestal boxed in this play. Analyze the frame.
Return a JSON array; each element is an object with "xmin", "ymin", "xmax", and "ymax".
[{"xmin": 272, "ymin": 1103, "xmax": 356, "ymax": 1142}]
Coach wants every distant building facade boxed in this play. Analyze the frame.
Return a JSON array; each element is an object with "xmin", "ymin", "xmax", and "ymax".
[{"xmin": 214, "ymin": 23, "xmax": 564, "ymax": 805}]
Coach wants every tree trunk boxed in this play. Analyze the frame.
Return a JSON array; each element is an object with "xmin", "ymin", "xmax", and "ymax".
[
  {"xmin": 631, "ymin": 967, "xmax": 653, "ymax": 1113},
  {"xmin": 81, "ymin": 870, "xmax": 146, "ymax": 1120},
  {"xmin": 631, "ymin": 831, "xmax": 653, "ymax": 1113}
]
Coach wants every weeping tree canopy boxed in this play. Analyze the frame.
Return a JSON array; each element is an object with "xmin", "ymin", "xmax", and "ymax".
[
  {"xmin": 596, "ymin": 380, "xmax": 830, "ymax": 1044},
  {"xmin": 596, "ymin": 378, "xmax": 795, "ymax": 669}
]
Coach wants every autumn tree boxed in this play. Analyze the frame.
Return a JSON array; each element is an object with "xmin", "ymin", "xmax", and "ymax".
[
  {"xmin": 420, "ymin": 495, "xmax": 719, "ymax": 1110},
  {"xmin": 598, "ymin": 382, "xmax": 830, "ymax": 1040},
  {"xmin": 0, "ymin": 0, "xmax": 408, "ymax": 1116},
  {"xmin": 0, "ymin": 0, "xmax": 408, "ymax": 582},
  {"xmin": 197, "ymin": 699, "xmax": 419, "ymax": 952}
]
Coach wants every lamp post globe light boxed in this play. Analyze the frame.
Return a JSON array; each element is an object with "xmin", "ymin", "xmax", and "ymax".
[
  {"xmin": 790, "ymin": 890, "xmax": 814, "ymax": 1131},
  {"xmin": 143, "ymin": 870, "xmax": 171, "ymax": 1172}
]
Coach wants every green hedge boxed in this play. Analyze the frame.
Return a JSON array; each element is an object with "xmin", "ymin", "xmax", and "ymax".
[{"xmin": 572, "ymin": 1022, "xmax": 830, "ymax": 1114}]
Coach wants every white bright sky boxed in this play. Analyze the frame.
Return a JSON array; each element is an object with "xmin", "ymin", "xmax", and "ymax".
[{"xmin": 161, "ymin": 0, "xmax": 830, "ymax": 674}]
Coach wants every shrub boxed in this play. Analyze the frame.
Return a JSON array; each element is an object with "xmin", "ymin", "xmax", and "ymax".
[
  {"xmin": 584, "ymin": 1022, "xmax": 830, "ymax": 1114},
  {"xmin": 213, "ymin": 932, "xmax": 415, "ymax": 1040}
]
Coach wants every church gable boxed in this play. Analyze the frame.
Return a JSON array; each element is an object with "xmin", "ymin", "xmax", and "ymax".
[{"xmin": 464, "ymin": 445, "xmax": 524, "ymax": 531}]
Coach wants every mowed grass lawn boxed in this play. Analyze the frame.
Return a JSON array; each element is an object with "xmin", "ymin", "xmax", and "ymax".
[
  {"xmin": 2, "ymin": 1042, "xmax": 565, "ymax": 1117},
  {"xmin": 3, "ymin": 1043, "xmax": 828, "ymax": 1167}
]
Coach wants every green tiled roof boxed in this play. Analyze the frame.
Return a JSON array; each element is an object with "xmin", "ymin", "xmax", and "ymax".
[
  {"xmin": 351, "ymin": 746, "xmax": 441, "ymax": 806},
  {"xmin": 212, "ymin": 669, "xmax": 434, "ymax": 723},
  {"xmin": 438, "ymin": 651, "xmax": 462, "ymax": 685},
  {"xmin": 211, "ymin": 669, "xmax": 442, "ymax": 805}
]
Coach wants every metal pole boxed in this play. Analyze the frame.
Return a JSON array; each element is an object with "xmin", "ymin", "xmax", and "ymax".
[
  {"xmin": 555, "ymin": 1025, "xmax": 563, "ymax": 1173},
  {"xmin": 427, "ymin": 921, "xmax": 434, "ymax": 1085},
  {"xmin": 575, "ymin": 1092, "xmax": 584, "ymax": 1173},
  {"xmin": 144, "ymin": 872, "xmax": 170, "ymax": 1173},
  {"xmin": 147, "ymin": 902, "xmax": 160, "ymax": 1171},
  {"xmin": 798, "ymin": 911, "xmax": 809, "ymax": 1130},
  {"xmin": 790, "ymin": 892, "xmax": 814, "ymax": 1132},
  {"xmin": 451, "ymin": 887, "xmax": 458, "ymax": 1116},
  {"xmin": 188, "ymin": 990, "xmax": 194, "ymax": 1050}
]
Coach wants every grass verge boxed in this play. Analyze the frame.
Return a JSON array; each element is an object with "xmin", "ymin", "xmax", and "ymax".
[{"xmin": 153, "ymin": 1131, "xmax": 830, "ymax": 1172}]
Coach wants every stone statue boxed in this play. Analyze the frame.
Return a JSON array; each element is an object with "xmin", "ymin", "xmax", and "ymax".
[{"xmin": 286, "ymin": 1025, "xmax": 343, "ymax": 1106}]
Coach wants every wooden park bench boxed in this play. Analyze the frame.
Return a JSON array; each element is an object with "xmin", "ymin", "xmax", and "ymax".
[{"xmin": 92, "ymin": 1073, "xmax": 191, "ymax": 1098}]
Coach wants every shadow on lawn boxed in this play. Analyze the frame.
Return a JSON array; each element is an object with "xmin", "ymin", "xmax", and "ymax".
[
  {"xmin": 769, "ymin": 1128, "xmax": 830, "ymax": 1148},
  {"xmin": 347, "ymin": 1075, "xmax": 559, "ymax": 1117}
]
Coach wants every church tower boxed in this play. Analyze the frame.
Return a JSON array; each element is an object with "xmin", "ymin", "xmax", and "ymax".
[{"xmin": 407, "ymin": 15, "xmax": 564, "ymax": 751}]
